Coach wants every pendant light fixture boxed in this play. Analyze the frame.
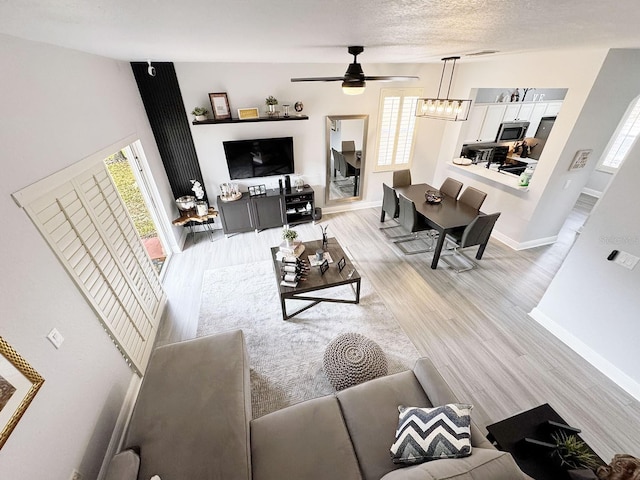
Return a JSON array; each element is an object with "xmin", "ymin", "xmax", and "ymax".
[{"xmin": 416, "ymin": 56, "xmax": 471, "ymax": 121}]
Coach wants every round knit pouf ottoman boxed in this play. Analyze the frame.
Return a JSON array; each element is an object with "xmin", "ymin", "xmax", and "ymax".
[{"xmin": 323, "ymin": 333, "xmax": 388, "ymax": 391}]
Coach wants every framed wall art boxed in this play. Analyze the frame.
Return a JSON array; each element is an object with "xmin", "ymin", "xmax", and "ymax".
[
  {"xmin": 0, "ymin": 336, "xmax": 44, "ymax": 449},
  {"xmin": 209, "ymin": 92, "xmax": 231, "ymax": 120},
  {"xmin": 569, "ymin": 149, "xmax": 592, "ymax": 170},
  {"xmin": 237, "ymin": 107, "xmax": 260, "ymax": 120}
]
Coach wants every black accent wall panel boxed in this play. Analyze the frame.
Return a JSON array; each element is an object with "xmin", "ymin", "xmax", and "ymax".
[{"xmin": 131, "ymin": 62, "xmax": 206, "ymax": 201}]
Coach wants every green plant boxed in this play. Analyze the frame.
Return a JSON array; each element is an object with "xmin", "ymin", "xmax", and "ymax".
[
  {"xmin": 191, "ymin": 107, "xmax": 209, "ymax": 116},
  {"xmin": 282, "ymin": 228, "xmax": 298, "ymax": 242},
  {"xmin": 550, "ymin": 431, "xmax": 599, "ymax": 471},
  {"xmin": 265, "ymin": 95, "xmax": 278, "ymax": 106}
]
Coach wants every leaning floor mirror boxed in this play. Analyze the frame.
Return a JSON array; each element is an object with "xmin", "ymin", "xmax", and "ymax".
[{"xmin": 325, "ymin": 114, "xmax": 369, "ymax": 205}]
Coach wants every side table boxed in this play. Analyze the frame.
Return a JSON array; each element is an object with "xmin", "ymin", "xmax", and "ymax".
[
  {"xmin": 486, "ymin": 403, "xmax": 605, "ymax": 480},
  {"xmin": 172, "ymin": 207, "xmax": 218, "ymax": 243}
]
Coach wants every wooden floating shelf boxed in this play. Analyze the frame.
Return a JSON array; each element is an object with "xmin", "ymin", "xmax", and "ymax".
[{"xmin": 193, "ymin": 115, "xmax": 309, "ymax": 125}]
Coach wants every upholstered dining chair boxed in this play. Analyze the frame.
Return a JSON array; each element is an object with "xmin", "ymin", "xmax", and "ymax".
[
  {"xmin": 440, "ymin": 212, "xmax": 501, "ymax": 272},
  {"xmin": 458, "ymin": 186, "xmax": 488, "ymax": 210},
  {"xmin": 379, "ymin": 183, "xmax": 404, "ymax": 238},
  {"xmin": 392, "ymin": 194, "xmax": 434, "ymax": 255},
  {"xmin": 439, "ymin": 177, "xmax": 463, "ymax": 199},
  {"xmin": 392, "ymin": 169, "xmax": 412, "ymax": 188}
]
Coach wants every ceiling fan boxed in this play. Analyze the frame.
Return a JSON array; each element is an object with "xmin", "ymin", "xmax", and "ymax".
[{"xmin": 291, "ymin": 46, "xmax": 420, "ymax": 95}]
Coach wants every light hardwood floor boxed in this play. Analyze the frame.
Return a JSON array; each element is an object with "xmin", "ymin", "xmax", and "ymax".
[{"xmin": 158, "ymin": 194, "xmax": 639, "ymax": 461}]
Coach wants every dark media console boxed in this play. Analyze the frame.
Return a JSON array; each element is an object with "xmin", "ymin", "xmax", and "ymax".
[{"xmin": 218, "ymin": 186, "xmax": 315, "ymax": 236}]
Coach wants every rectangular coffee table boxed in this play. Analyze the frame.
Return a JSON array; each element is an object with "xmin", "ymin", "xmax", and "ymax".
[
  {"xmin": 270, "ymin": 237, "xmax": 361, "ymax": 320},
  {"xmin": 486, "ymin": 403, "xmax": 605, "ymax": 480}
]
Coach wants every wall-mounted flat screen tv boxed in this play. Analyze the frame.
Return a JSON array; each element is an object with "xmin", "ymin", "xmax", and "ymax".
[{"xmin": 223, "ymin": 136, "xmax": 294, "ymax": 180}]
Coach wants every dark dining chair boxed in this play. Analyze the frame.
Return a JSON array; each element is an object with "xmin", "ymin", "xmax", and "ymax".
[
  {"xmin": 379, "ymin": 183, "xmax": 405, "ymax": 238},
  {"xmin": 392, "ymin": 169, "xmax": 412, "ymax": 188},
  {"xmin": 392, "ymin": 195, "xmax": 434, "ymax": 255},
  {"xmin": 439, "ymin": 177, "xmax": 463, "ymax": 199},
  {"xmin": 440, "ymin": 212, "xmax": 501, "ymax": 272},
  {"xmin": 341, "ymin": 140, "xmax": 356, "ymax": 152},
  {"xmin": 458, "ymin": 186, "xmax": 488, "ymax": 210}
]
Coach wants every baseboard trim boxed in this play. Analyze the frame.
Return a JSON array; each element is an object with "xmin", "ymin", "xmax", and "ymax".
[
  {"xmin": 322, "ymin": 200, "xmax": 381, "ymax": 215},
  {"xmin": 581, "ymin": 187, "xmax": 602, "ymax": 198},
  {"xmin": 97, "ymin": 374, "xmax": 143, "ymax": 480},
  {"xmin": 491, "ymin": 231, "xmax": 558, "ymax": 251},
  {"xmin": 529, "ymin": 307, "xmax": 640, "ymax": 402}
]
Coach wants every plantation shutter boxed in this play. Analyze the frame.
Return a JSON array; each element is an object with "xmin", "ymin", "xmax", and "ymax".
[
  {"xmin": 375, "ymin": 88, "xmax": 422, "ymax": 171},
  {"xmin": 600, "ymin": 96, "xmax": 640, "ymax": 170},
  {"xmin": 13, "ymin": 150, "xmax": 165, "ymax": 376}
]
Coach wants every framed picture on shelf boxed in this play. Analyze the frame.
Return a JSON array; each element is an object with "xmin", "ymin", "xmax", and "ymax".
[
  {"xmin": 337, "ymin": 257, "xmax": 346, "ymax": 272},
  {"xmin": 237, "ymin": 107, "xmax": 260, "ymax": 120},
  {"xmin": 248, "ymin": 185, "xmax": 266, "ymax": 196},
  {"xmin": 0, "ymin": 336, "xmax": 45, "ymax": 449},
  {"xmin": 209, "ymin": 92, "xmax": 231, "ymax": 120}
]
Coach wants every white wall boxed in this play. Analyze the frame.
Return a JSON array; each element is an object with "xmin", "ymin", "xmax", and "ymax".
[
  {"xmin": 174, "ymin": 62, "xmax": 438, "ymax": 210},
  {"xmin": 585, "ymin": 167, "xmax": 613, "ymax": 196},
  {"xmin": 532, "ymin": 50, "xmax": 640, "ymax": 399},
  {"xmin": 533, "ymin": 141, "xmax": 640, "ymax": 397},
  {"xmin": 429, "ymin": 49, "xmax": 609, "ymax": 247},
  {"xmin": 0, "ymin": 34, "xmax": 172, "ymax": 479}
]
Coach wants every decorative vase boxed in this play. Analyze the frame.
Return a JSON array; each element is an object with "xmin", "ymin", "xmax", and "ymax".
[
  {"xmin": 267, "ymin": 104, "xmax": 276, "ymax": 116},
  {"xmin": 195, "ymin": 201, "xmax": 208, "ymax": 216},
  {"xmin": 195, "ymin": 115, "xmax": 207, "ymax": 121}
]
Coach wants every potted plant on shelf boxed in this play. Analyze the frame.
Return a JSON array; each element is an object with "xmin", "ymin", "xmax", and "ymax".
[
  {"xmin": 191, "ymin": 107, "xmax": 209, "ymax": 121},
  {"xmin": 265, "ymin": 95, "xmax": 278, "ymax": 116},
  {"xmin": 282, "ymin": 228, "xmax": 298, "ymax": 247}
]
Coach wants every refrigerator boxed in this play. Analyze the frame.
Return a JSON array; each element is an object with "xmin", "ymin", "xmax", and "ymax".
[{"xmin": 528, "ymin": 116, "xmax": 556, "ymax": 160}]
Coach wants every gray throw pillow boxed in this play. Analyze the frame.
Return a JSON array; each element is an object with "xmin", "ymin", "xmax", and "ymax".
[{"xmin": 390, "ymin": 404, "xmax": 473, "ymax": 465}]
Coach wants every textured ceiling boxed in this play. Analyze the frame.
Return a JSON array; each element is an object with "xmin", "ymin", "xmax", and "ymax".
[{"xmin": 1, "ymin": 0, "xmax": 639, "ymax": 63}]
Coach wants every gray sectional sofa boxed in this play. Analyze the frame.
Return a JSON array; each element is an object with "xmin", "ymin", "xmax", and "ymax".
[{"xmin": 105, "ymin": 329, "xmax": 526, "ymax": 480}]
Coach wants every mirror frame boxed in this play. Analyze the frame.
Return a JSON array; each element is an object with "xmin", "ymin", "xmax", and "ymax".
[{"xmin": 325, "ymin": 114, "xmax": 369, "ymax": 206}]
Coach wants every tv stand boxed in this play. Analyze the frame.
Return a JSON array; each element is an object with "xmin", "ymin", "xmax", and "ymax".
[{"xmin": 218, "ymin": 186, "xmax": 314, "ymax": 236}]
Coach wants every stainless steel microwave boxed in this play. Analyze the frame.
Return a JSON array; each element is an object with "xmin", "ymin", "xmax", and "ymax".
[{"xmin": 496, "ymin": 121, "xmax": 530, "ymax": 142}]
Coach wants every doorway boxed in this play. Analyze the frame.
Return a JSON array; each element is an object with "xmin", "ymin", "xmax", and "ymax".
[{"xmin": 104, "ymin": 141, "xmax": 171, "ymax": 276}]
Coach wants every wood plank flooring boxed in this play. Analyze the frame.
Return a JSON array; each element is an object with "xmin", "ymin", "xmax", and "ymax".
[{"xmin": 158, "ymin": 194, "xmax": 639, "ymax": 461}]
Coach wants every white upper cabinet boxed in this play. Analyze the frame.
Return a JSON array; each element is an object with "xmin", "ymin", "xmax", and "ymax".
[
  {"xmin": 465, "ymin": 104, "xmax": 506, "ymax": 143},
  {"xmin": 526, "ymin": 103, "xmax": 550, "ymax": 137},
  {"xmin": 503, "ymin": 103, "xmax": 535, "ymax": 122},
  {"xmin": 544, "ymin": 101, "xmax": 563, "ymax": 116}
]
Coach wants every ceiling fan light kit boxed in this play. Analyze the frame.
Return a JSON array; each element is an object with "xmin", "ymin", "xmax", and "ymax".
[
  {"xmin": 416, "ymin": 56, "xmax": 472, "ymax": 121},
  {"xmin": 291, "ymin": 46, "xmax": 419, "ymax": 96}
]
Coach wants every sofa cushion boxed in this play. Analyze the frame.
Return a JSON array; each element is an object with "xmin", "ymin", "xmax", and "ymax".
[
  {"xmin": 123, "ymin": 330, "xmax": 251, "ymax": 480},
  {"xmin": 104, "ymin": 449, "xmax": 139, "ymax": 480},
  {"xmin": 336, "ymin": 369, "xmax": 432, "ymax": 480},
  {"xmin": 390, "ymin": 404, "xmax": 473, "ymax": 465},
  {"xmin": 380, "ymin": 448, "xmax": 526, "ymax": 480},
  {"xmin": 250, "ymin": 396, "xmax": 362, "ymax": 480}
]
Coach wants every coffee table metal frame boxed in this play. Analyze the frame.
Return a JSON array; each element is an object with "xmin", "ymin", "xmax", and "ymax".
[{"xmin": 270, "ymin": 238, "xmax": 361, "ymax": 320}]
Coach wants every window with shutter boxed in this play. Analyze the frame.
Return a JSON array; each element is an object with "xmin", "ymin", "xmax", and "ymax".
[
  {"xmin": 13, "ymin": 142, "xmax": 165, "ymax": 376},
  {"xmin": 599, "ymin": 96, "xmax": 640, "ymax": 172},
  {"xmin": 375, "ymin": 88, "xmax": 422, "ymax": 172}
]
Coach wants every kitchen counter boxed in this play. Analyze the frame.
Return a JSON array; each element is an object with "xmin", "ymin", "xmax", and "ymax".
[
  {"xmin": 449, "ymin": 159, "xmax": 530, "ymax": 192},
  {"xmin": 506, "ymin": 154, "xmax": 538, "ymax": 165}
]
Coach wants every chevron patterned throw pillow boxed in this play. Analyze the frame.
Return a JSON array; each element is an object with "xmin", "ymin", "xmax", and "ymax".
[{"xmin": 390, "ymin": 404, "xmax": 473, "ymax": 465}]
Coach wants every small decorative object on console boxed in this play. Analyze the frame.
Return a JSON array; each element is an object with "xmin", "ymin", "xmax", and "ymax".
[
  {"xmin": 319, "ymin": 224, "xmax": 329, "ymax": 250},
  {"xmin": 219, "ymin": 182, "xmax": 241, "ymax": 202},
  {"xmin": 237, "ymin": 107, "xmax": 260, "ymax": 120},
  {"xmin": 425, "ymin": 190, "xmax": 443, "ymax": 204},
  {"xmin": 175, "ymin": 195, "xmax": 196, "ymax": 211},
  {"xmin": 294, "ymin": 101, "xmax": 304, "ymax": 112}
]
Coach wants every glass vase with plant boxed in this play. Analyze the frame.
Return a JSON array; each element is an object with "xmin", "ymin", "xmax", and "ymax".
[{"xmin": 265, "ymin": 96, "xmax": 278, "ymax": 115}]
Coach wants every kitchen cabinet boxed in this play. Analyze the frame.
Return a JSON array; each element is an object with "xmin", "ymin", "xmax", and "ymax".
[
  {"xmin": 503, "ymin": 103, "xmax": 535, "ymax": 122},
  {"xmin": 465, "ymin": 104, "xmax": 506, "ymax": 143},
  {"xmin": 544, "ymin": 101, "xmax": 563, "ymax": 116},
  {"xmin": 526, "ymin": 103, "xmax": 550, "ymax": 137}
]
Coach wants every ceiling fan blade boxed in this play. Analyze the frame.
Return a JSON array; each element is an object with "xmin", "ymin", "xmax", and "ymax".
[
  {"xmin": 363, "ymin": 75, "xmax": 420, "ymax": 82},
  {"xmin": 291, "ymin": 77, "xmax": 345, "ymax": 82}
]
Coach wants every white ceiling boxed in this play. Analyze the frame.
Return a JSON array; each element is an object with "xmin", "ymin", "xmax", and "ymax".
[{"xmin": 1, "ymin": 0, "xmax": 640, "ymax": 64}]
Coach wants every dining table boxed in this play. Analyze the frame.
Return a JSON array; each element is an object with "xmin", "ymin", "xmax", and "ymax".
[
  {"xmin": 341, "ymin": 150, "xmax": 361, "ymax": 196},
  {"xmin": 393, "ymin": 183, "xmax": 482, "ymax": 269}
]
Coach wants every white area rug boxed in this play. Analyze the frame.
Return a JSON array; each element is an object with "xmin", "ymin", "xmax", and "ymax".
[{"xmin": 198, "ymin": 260, "xmax": 419, "ymax": 418}]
